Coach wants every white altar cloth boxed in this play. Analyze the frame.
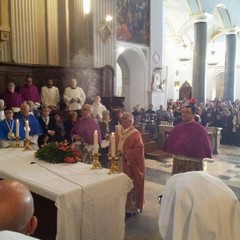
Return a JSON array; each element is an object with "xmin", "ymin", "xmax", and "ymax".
[{"xmin": 0, "ymin": 149, "xmax": 133, "ymax": 240}]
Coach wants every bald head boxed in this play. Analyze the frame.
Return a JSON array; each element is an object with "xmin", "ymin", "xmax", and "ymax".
[
  {"xmin": 0, "ymin": 180, "xmax": 37, "ymax": 235},
  {"xmin": 20, "ymin": 103, "xmax": 30, "ymax": 117},
  {"xmin": 120, "ymin": 112, "xmax": 134, "ymax": 129}
]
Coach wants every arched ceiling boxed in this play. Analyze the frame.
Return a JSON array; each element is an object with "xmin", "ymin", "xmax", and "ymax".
[{"xmin": 164, "ymin": 0, "xmax": 240, "ymax": 44}]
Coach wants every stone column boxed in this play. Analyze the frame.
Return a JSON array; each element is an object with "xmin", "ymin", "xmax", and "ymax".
[
  {"xmin": 191, "ymin": 14, "xmax": 208, "ymax": 104},
  {"xmin": 223, "ymin": 28, "xmax": 237, "ymax": 101}
]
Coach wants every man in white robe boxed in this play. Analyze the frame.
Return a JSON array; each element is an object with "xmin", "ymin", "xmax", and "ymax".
[
  {"xmin": 91, "ymin": 96, "xmax": 106, "ymax": 120},
  {"xmin": 63, "ymin": 78, "xmax": 86, "ymax": 111},
  {"xmin": 40, "ymin": 78, "xmax": 60, "ymax": 110}
]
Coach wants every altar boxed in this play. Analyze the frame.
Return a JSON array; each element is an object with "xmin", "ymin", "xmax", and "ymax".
[{"xmin": 0, "ymin": 149, "xmax": 133, "ymax": 240}]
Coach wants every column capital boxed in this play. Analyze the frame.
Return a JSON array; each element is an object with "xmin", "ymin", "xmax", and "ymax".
[
  {"xmin": 191, "ymin": 13, "xmax": 212, "ymax": 24},
  {"xmin": 220, "ymin": 27, "xmax": 239, "ymax": 35}
]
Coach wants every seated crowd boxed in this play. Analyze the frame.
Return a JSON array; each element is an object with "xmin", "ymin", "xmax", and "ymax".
[{"xmin": 131, "ymin": 97, "xmax": 240, "ymax": 146}]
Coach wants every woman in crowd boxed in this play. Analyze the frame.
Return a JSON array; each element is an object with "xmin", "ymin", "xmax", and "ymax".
[
  {"xmin": 98, "ymin": 110, "xmax": 115, "ymax": 167},
  {"xmin": 64, "ymin": 111, "xmax": 78, "ymax": 143}
]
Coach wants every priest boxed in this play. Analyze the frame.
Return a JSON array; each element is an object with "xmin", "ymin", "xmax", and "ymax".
[
  {"xmin": 163, "ymin": 103, "xmax": 212, "ymax": 174},
  {"xmin": 114, "ymin": 112, "xmax": 145, "ymax": 217}
]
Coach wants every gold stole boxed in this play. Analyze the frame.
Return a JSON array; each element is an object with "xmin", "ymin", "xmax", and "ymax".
[{"xmin": 117, "ymin": 127, "xmax": 137, "ymax": 172}]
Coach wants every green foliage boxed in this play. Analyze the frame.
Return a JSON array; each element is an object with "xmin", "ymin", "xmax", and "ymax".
[{"xmin": 35, "ymin": 142, "xmax": 80, "ymax": 164}]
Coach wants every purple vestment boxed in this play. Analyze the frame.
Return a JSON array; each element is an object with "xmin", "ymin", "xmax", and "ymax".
[
  {"xmin": 71, "ymin": 116, "xmax": 102, "ymax": 145},
  {"xmin": 2, "ymin": 92, "xmax": 24, "ymax": 108},
  {"xmin": 163, "ymin": 120, "xmax": 212, "ymax": 159},
  {"xmin": 19, "ymin": 85, "xmax": 41, "ymax": 103}
]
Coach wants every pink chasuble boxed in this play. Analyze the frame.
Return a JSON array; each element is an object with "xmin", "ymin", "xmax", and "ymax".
[{"xmin": 115, "ymin": 126, "xmax": 145, "ymax": 213}]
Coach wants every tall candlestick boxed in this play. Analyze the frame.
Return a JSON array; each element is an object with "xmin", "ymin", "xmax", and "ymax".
[
  {"xmin": 25, "ymin": 120, "xmax": 29, "ymax": 139},
  {"xmin": 16, "ymin": 119, "xmax": 19, "ymax": 138},
  {"xmin": 110, "ymin": 132, "xmax": 116, "ymax": 157},
  {"xmin": 93, "ymin": 130, "xmax": 98, "ymax": 153}
]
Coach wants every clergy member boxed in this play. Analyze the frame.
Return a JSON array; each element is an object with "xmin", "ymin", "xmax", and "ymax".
[
  {"xmin": 40, "ymin": 78, "xmax": 60, "ymax": 110},
  {"xmin": 63, "ymin": 78, "xmax": 86, "ymax": 111},
  {"xmin": 19, "ymin": 76, "xmax": 41, "ymax": 107},
  {"xmin": 91, "ymin": 95, "xmax": 106, "ymax": 120},
  {"xmin": 1, "ymin": 82, "xmax": 24, "ymax": 112},
  {"xmin": 163, "ymin": 103, "xmax": 212, "ymax": 174},
  {"xmin": 158, "ymin": 171, "xmax": 240, "ymax": 240},
  {"xmin": 114, "ymin": 112, "xmax": 145, "ymax": 217},
  {"xmin": 71, "ymin": 104, "xmax": 102, "ymax": 163}
]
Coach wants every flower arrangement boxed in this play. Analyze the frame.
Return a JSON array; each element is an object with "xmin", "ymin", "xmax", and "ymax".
[{"xmin": 35, "ymin": 141, "xmax": 81, "ymax": 164}]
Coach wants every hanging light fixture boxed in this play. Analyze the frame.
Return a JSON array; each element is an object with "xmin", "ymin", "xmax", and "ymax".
[
  {"xmin": 83, "ymin": 0, "xmax": 91, "ymax": 15},
  {"xmin": 207, "ymin": 25, "xmax": 218, "ymax": 66},
  {"xmin": 178, "ymin": 13, "xmax": 192, "ymax": 62}
]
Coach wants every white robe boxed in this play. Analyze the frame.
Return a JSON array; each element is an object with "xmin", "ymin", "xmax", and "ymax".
[
  {"xmin": 0, "ymin": 231, "xmax": 40, "ymax": 240},
  {"xmin": 158, "ymin": 171, "xmax": 240, "ymax": 240},
  {"xmin": 91, "ymin": 103, "xmax": 106, "ymax": 119},
  {"xmin": 41, "ymin": 86, "xmax": 60, "ymax": 108},
  {"xmin": 63, "ymin": 87, "xmax": 86, "ymax": 110}
]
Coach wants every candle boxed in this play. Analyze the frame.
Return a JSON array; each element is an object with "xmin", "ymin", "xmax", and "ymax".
[
  {"xmin": 93, "ymin": 130, "xmax": 98, "ymax": 153},
  {"xmin": 25, "ymin": 120, "xmax": 29, "ymax": 139},
  {"xmin": 16, "ymin": 119, "xmax": 19, "ymax": 138},
  {"xmin": 110, "ymin": 132, "xmax": 116, "ymax": 157}
]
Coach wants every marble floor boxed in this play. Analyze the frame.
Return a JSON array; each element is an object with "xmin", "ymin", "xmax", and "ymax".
[{"xmin": 125, "ymin": 145, "xmax": 240, "ymax": 240}]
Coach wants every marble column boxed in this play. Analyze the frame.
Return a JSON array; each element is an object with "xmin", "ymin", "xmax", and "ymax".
[
  {"xmin": 223, "ymin": 30, "xmax": 237, "ymax": 101},
  {"xmin": 192, "ymin": 16, "xmax": 208, "ymax": 104}
]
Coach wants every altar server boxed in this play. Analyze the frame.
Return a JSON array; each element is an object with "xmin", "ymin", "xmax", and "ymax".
[
  {"xmin": 63, "ymin": 78, "xmax": 86, "ymax": 111},
  {"xmin": 40, "ymin": 78, "xmax": 60, "ymax": 110}
]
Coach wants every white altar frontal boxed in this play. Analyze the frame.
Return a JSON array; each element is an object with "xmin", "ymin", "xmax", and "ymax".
[{"xmin": 0, "ymin": 149, "xmax": 133, "ymax": 240}]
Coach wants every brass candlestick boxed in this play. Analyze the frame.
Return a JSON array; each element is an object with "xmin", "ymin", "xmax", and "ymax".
[
  {"xmin": 13, "ymin": 136, "xmax": 21, "ymax": 148},
  {"xmin": 23, "ymin": 138, "xmax": 31, "ymax": 151},
  {"xmin": 91, "ymin": 153, "xmax": 102, "ymax": 169},
  {"xmin": 108, "ymin": 156, "xmax": 120, "ymax": 174}
]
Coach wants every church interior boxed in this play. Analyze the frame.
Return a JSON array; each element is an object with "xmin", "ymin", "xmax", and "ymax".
[{"xmin": 0, "ymin": 0, "xmax": 240, "ymax": 239}]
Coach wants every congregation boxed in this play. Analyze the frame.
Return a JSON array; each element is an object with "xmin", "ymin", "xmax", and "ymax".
[{"xmin": 131, "ymin": 97, "xmax": 240, "ymax": 146}]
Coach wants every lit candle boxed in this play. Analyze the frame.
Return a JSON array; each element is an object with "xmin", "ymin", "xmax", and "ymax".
[
  {"xmin": 110, "ymin": 132, "xmax": 116, "ymax": 157},
  {"xmin": 93, "ymin": 130, "xmax": 98, "ymax": 153},
  {"xmin": 16, "ymin": 119, "xmax": 19, "ymax": 138},
  {"xmin": 25, "ymin": 120, "xmax": 29, "ymax": 139}
]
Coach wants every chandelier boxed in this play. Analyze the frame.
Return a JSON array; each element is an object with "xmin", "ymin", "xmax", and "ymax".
[
  {"xmin": 178, "ymin": 42, "xmax": 192, "ymax": 62},
  {"xmin": 83, "ymin": 0, "xmax": 91, "ymax": 15},
  {"xmin": 207, "ymin": 50, "xmax": 218, "ymax": 66},
  {"xmin": 178, "ymin": 14, "xmax": 191, "ymax": 62}
]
